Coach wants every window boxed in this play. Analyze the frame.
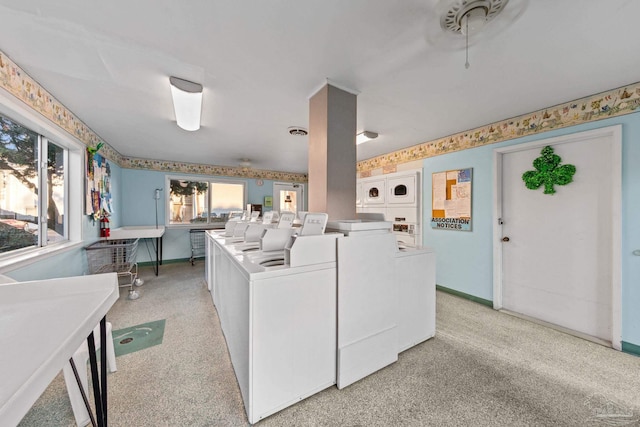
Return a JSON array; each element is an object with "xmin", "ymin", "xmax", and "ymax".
[
  {"xmin": 0, "ymin": 114, "xmax": 67, "ymax": 254},
  {"xmin": 167, "ymin": 177, "xmax": 246, "ymax": 226}
]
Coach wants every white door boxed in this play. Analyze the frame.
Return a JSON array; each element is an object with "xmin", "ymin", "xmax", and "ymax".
[
  {"xmin": 273, "ymin": 182, "xmax": 303, "ymax": 216},
  {"xmin": 494, "ymin": 125, "xmax": 621, "ymax": 348}
]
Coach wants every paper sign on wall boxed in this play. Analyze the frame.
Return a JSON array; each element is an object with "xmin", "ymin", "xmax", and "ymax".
[
  {"xmin": 85, "ymin": 150, "xmax": 112, "ymax": 219},
  {"xmin": 431, "ymin": 168, "xmax": 472, "ymax": 231}
]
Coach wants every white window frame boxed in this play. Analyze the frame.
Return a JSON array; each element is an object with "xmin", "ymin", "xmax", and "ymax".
[
  {"xmin": 0, "ymin": 90, "xmax": 84, "ymax": 272},
  {"xmin": 273, "ymin": 182, "xmax": 305, "ymax": 214},
  {"xmin": 165, "ymin": 175, "xmax": 247, "ymax": 228}
]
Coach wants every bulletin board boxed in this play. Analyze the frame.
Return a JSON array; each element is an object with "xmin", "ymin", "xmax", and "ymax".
[
  {"xmin": 85, "ymin": 150, "xmax": 112, "ymax": 219},
  {"xmin": 431, "ymin": 168, "xmax": 472, "ymax": 231}
]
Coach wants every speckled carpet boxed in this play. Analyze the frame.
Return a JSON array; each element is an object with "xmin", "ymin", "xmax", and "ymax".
[{"xmin": 18, "ymin": 261, "xmax": 640, "ymax": 427}]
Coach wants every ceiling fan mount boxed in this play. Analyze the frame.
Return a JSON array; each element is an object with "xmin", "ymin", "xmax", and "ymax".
[
  {"xmin": 440, "ymin": 0, "xmax": 509, "ymax": 35},
  {"xmin": 425, "ymin": 0, "xmax": 529, "ymax": 51}
]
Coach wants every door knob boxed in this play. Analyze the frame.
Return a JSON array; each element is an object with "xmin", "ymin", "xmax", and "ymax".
[{"xmin": 502, "ymin": 236, "xmax": 510, "ymax": 242}]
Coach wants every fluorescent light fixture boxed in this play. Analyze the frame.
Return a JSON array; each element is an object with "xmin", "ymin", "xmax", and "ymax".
[
  {"xmin": 169, "ymin": 76, "xmax": 203, "ymax": 131},
  {"xmin": 356, "ymin": 131, "xmax": 378, "ymax": 145}
]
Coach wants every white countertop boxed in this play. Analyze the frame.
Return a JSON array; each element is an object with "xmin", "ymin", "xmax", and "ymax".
[
  {"xmin": 107, "ymin": 226, "xmax": 165, "ymax": 240},
  {"xmin": 0, "ymin": 273, "xmax": 119, "ymax": 426}
]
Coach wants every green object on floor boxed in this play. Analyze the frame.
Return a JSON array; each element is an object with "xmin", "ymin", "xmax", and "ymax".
[{"xmin": 112, "ymin": 319, "xmax": 166, "ymax": 357}]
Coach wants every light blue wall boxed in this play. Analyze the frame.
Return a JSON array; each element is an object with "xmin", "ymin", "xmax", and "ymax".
[
  {"xmin": 423, "ymin": 112, "xmax": 640, "ymax": 346},
  {"xmin": 247, "ymin": 180, "xmax": 273, "ymax": 209},
  {"xmin": 9, "ymin": 245, "xmax": 88, "ymax": 281},
  {"xmin": 120, "ymin": 168, "xmax": 306, "ymax": 262}
]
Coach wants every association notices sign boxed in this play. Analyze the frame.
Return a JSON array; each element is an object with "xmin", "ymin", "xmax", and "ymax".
[{"xmin": 431, "ymin": 168, "xmax": 472, "ymax": 231}]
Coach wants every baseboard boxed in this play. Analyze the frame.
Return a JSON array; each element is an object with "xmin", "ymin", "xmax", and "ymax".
[
  {"xmin": 435, "ymin": 285, "xmax": 493, "ymax": 308},
  {"xmin": 138, "ymin": 258, "xmax": 196, "ymax": 267},
  {"xmin": 622, "ymin": 341, "xmax": 640, "ymax": 357}
]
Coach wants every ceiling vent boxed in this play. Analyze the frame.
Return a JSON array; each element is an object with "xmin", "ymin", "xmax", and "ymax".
[{"xmin": 288, "ymin": 126, "xmax": 308, "ymax": 136}]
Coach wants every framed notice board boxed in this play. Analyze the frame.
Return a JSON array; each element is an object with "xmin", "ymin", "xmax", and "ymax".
[{"xmin": 431, "ymin": 168, "xmax": 472, "ymax": 231}]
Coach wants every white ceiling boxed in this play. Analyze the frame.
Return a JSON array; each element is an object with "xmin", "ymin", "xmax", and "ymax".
[{"xmin": 0, "ymin": 0, "xmax": 639, "ymax": 174}]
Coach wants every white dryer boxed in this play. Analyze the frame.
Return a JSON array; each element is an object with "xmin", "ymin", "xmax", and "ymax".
[
  {"xmin": 387, "ymin": 173, "xmax": 418, "ymax": 206},
  {"xmin": 362, "ymin": 178, "xmax": 386, "ymax": 206}
]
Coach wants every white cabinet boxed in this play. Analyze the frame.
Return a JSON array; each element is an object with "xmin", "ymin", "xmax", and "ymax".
[
  {"xmin": 396, "ymin": 248, "xmax": 436, "ymax": 352},
  {"xmin": 336, "ymin": 232, "xmax": 399, "ymax": 389}
]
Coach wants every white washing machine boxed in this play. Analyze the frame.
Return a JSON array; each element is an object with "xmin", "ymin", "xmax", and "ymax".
[{"xmin": 208, "ymin": 214, "xmax": 339, "ymax": 424}]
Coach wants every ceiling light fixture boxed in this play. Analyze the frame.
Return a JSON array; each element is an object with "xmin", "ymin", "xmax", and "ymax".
[
  {"xmin": 356, "ymin": 131, "xmax": 379, "ymax": 145},
  {"xmin": 169, "ymin": 76, "xmax": 203, "ymax": 131}
]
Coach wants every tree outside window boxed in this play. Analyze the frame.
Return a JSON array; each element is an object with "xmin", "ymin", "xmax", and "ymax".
[
  {"xmin": 168, "ymin": 178, "xmax": 245, "ymax": 226},
  {"xmin": 0, "ymin": 115, "xmax": 66, "ymax": 253}
]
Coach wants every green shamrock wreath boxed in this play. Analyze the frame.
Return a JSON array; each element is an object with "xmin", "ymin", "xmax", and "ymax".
[{"xmin": 522, "ymin": 146, "xmax": 576, "ymax": 195}]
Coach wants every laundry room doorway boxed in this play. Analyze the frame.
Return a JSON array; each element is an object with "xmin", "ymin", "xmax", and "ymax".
[
  {"xmin": 493, "ymin": 125, "xmax": 621, "ymax": 349},
  {"xmin": 273, "ymin": 182, "xmax": 304, "ymax": 216}
]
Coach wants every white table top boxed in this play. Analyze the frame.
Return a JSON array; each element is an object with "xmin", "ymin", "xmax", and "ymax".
[
  {"xmin": 0, "ymin": 273, "xmax": 119, "ymax": 426},
  {"xmin": 107, "ymin": 225, "xmax": 165, "ymax": 240}
]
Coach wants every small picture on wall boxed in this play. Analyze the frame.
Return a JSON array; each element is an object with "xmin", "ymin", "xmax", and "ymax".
[{"xmin": 264, "ymin": 196, "xmax": 273, "ymax": 207}]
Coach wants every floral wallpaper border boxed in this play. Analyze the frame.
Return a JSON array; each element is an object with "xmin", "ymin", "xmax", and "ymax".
[
  {"xmin": 0, "ymin": 51, "xmax": 122, "ymax": 163},
  {"xmin": 2, "ymin": 49, "xmax": 638, "ymax": 181},
  {"xmin": 0, "ymin": 50, "xmax": 307, "ymax": 182},
  {"xmin": 357, "ymin": 82, "xmax": 640, "ymax": 174},
  {"xmin": 122, "ymin": 157, "xmax": 307, "ymax": 182}
]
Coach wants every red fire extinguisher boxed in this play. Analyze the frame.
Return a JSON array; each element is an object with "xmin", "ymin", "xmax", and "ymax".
[{"xmin": 100, "ymin": 215, "xmax": 110, "ymax": 238}]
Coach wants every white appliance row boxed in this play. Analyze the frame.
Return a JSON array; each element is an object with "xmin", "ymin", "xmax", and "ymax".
[
  {"xmin": 356, "ymin": 169, "xmax": 422, "ymax": 248},
  {"xmin": 204, "ymin": 218, "xmax": 435, "ymax": 424}
]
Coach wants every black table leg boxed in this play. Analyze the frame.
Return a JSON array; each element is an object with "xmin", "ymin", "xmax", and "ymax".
[
  {"xmin": 100, "ymin": 317, "xmax": 107, "ymax": 425},
  {"xmin": 152, "ymin": 236, "xmax": 163, "ymax": 276},
  {"xmin": 87, "ymin": 317, "xmax": 108, "ymax": 427},
  {"xmin": 69, "ymin": 358, "xmax": 97, "ymax": 427}
]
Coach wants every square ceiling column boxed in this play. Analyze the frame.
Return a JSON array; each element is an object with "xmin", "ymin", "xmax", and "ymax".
[{"xmin": 308, "ymin": 83, "xmax": 357, "ymax": 220}]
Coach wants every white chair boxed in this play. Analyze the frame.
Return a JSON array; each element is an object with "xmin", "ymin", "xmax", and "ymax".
[{"xmin": 62, "ymin": 322, "xmax": 117, "ymax": 427}]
